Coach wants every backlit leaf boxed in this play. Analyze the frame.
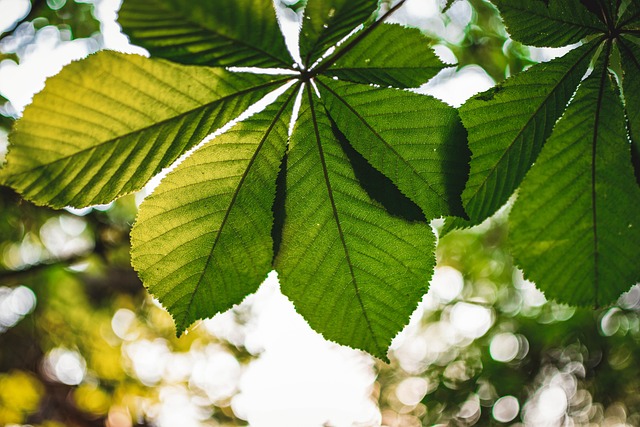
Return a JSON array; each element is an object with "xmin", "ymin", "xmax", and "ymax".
[
  {"xmin": 458, "ymin": 42, "xmax": 598, "ymax": 225},
  {"xmin": 118, "ymin": 0, "xmax": 292, "ymax": 67},
  {"xmin": 510, "ymin": 58, "xmax": 640, "ymax": 306},
  {"xmin": 326, "ymin": 23, "xmax": 445, "ymax": 88},
  {"xmin": 131, "ymin": 91, "xmax": 295, "ymax": 334},
  {"xmin": 0, "ymin": 51, "xmax": 283, "ymax": 208},
  {"xmin": 318, "ymin": 78, "xmax": 469, "ymax": 219},
  {"xmin": 299, "ymin": 0, "xmax": 378, "ymax": 67},
  {"xmin": 491, "ymin": 0, "xmax": 605, "ymax": 47},
  {"xmin": 275, "ymin": 86, "xmax": 434, "ymax": 360}
]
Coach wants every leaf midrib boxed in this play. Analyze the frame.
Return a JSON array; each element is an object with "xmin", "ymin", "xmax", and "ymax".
[
  {"xmin": 590, "ymin": 42, "xmax": 613, "ymax": 307},
  {"xmin": 306, "ymin": 85, "xmax": 383, "ymax": 356}
]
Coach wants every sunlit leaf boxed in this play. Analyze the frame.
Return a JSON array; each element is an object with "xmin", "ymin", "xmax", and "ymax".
[
  {"xmin": 457, "ymin": 42, "xmax": 598, "ymax": 226},
  {"xmin": 326, "ymin": 23, "xmax": 445, "ymax": 88},
  {"xmin": 131, "ymin": 92, "xmax": 295, "ymax": 334},
  {"xmin": 299, "ymin": 0, "xmax": 378, "ymax": 67},
  {"xmin": 118, "ymin": 0, "xmax": 292, "ymax": 67},
  {"xmin": 510, "ymin": 58, "xmax": 640, "ymax": 306},
  {"xmin": 0, "ymin": 51, "xmax": 283, "ymax": 208},
  {"xmin": 275, "ymin": 87, "xmax": 434, "ymax": 360},
  {"xmin": 490, "ymin": 0, "xmax": 605, "ymax": 47},
  {"xmin": 318, "ymin": 78, "xmax": 469, "ymax": 219}
]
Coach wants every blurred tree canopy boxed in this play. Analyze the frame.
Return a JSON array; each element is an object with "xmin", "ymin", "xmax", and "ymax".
[{"xmin": 1, "ymin": 0, "xmax": 640, "ymax": 426}]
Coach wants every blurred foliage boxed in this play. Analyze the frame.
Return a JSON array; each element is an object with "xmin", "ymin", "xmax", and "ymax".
[
  {"xmin": 448, "ymin": 0, "xmax": 534, "ymax": 82},
  {"xmin": 1, "ymin": 0, "xmax": 640, "ymax": 426}
]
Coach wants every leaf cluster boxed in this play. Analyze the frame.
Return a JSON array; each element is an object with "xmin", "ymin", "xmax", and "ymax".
[{"xmin": 1, "ymin": 0, "xmax": 639, "ymax": 359}]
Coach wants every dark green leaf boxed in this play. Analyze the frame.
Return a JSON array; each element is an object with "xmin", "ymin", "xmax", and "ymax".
[
  {"xmin": 325, "ymin": 23, "xmax": 445, "ymax": 88},
  {"xmin": 118, "ymin": 0, "xmax": 292, "ymax": 67},
  {"xmin": 491, "ymin": 0, "xmax": 605, "ymax": 47},
  {"xmin": 510, "ymin": 58, "xmax": 640, "ymax": 306},
  {"xmin": 620, "ymin": 0, "xmax": 640, "ymax": 27},
  {"xmin": 458, "ymin": 42, "xmax": 598, "ymax": 226},
  {"xmin": 275, "ymin": 86, "xmax": 434, "ymax": 360},
  {"xmin": 619, "ymin": 36, "xmax": 640, "ymax": 184},
  {"xmin": 131, "ymin": 91, "xmax": 295, "ymax": 335},
  {"xmin": 318, "ymin": 78, "xmax": 469, "ymax": 219},
  {"xmin": 0, "ymin": 51, "xmax": 283, "ymax": 208},
  {"xmin": 299, "ymin": 0, "xmax": 378, "ymax": 67}
]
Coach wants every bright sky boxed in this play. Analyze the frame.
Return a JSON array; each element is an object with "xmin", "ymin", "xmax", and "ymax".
[{"xmin": 0, "ymin": 0, "xmax": 568, "ymax": 425}]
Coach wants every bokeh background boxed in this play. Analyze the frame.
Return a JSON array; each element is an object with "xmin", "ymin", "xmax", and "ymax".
[{"xmin": 1, "ymin": 0, "xmax": 640, "ymax": 426}]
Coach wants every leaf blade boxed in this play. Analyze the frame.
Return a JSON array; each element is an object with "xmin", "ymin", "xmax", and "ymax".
[
  {"xmin": 458, "ymin": 42, "xmax": 598, "ymax": 226},
  {"xmin": 131, "ymin": 91, "xmax": 295, "ymax": 334},
  {"xmin": 510, "ymin": 58, "xmax": 640, "ymax": 306},
  {"xmin": 118, "ymin": 0, "xmax": 292, "ymax": 67},
  {"xmin": 491, "ymin": 0, "xmax": 605, "ymax": 47},
  {"xmin": 0, "ymin": 51, "xmax": 284, "ymax": 208},
  {"xmin": 325, "ymin": 23, "xmax": 445, "ymax": 88},
  {"xmin": 318, "ymin": 78, "xmax": 469, "ymax": 219},
  {"xmin": 275, "ymin": 87, "xmax": 434, "ymax": 360},
  {"xmin": 299, "ymin": 0, "xmax": 379, "ymax": 67}
]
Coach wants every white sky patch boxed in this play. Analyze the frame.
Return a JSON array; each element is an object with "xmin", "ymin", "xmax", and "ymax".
[
  {"xmin": 0, "ymin": 0, "xmax": 30, "ymax": 34},
  {"xmin": 232, "ymin": 274, "xmax": 380, "ymax": 427},
  {"xmin": 418, "ymin": 65, "xmax": 495, "ymax": 107}
]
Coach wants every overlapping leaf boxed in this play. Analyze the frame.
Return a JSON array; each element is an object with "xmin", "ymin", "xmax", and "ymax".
[
  {"xmin": 457, "ymin": 41, "xmax": 597, "ymax": 224},
  {"xmin": 0, "ymin": 51, "xmax": 282, "ymax": 208},
  {"xmin": 275, "ymin": 87, "xmax": 434, "ymax": 359},
  {"xmin": 491, "ymin": 0, "xmax": 605, "ymax": 47},
  {"xmin": 510, "ymin": 59, "xmax": 640, "ymax": 305},
  {"xmin": 118, "ymin": 0, "xmax": 292, "ymax": 67},
  {"xmin": 319, "ymin": 78, "xmax": 468, "ymax": 218}
]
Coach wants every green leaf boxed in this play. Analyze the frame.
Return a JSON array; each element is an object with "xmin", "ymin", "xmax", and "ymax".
[
  {"xmin": 619, "ymin": 36, "xmax": 640, "ymax": 184},
  {"xmin": 458, "ymin": 42, "xmax": 598, "ymax": 226},
  {"xmin": 131, "ymin": 91, "xmax": 295, "ymax": 334},
  {"xmin": 620, "ymin": 0, "xmax": 640, "ymax": 27},
  {"xmin": 118, "ymin": 0, "xmax": 292, "ymax": 67},
  {"xmin": 325, "ymin": 23, "xmax": 445, "ymax": 88},
  {"xmin": 299, "ymin": 0, "xmax": 379, "ymax": 67},
  {"xmin": 491, "ymin": 0, "xmax": 605, "ymax": 47},
  {"xmin": 510, "ymin": 57, "xmax": 640, "ymax": 306},
  {"xmin": 0, "ymin": 51, "xmax": 283, "ymax": 208},
  {"xmin": 318, "ymin": 78, "xmax": 469, "ymax": 219},
  {"xmin": 275, "ymin": 86, "xmax": 434, "ymax": 360}
]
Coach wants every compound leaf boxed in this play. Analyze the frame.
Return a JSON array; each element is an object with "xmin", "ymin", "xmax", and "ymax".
[
  {"xmin": 458, "ymin": 41, "xmax": 598, "ymax": 225},
  {"xmin": 510, "ymin": 58, "xmax": 640, "ymax": 306},
  {"xmin": 0, "ymin": 51, "xmax": 282, "ymax": 208},
  {"xmin": 275, "ymin": 87, "xmax": 434, "ymax": 360},
  {"xmin": 491, "ymin": 0, "xmax": 605, "ymax": 47},
  {"xmin": 299, "ymin": 0, "xmax": 378, "ymax": 67},
  {"xmin": 326, "ymin": 23, "xmax": 445, "ymax": 88},
  {"xmin": 118, "ymin": 0, "xmax": 292, "ymax": 67},
  {"xmin": 318, "ymin": 78, "xmax": 469, "ymax": 219},
  {"xmin": 131, "ymin": 91, "xmax": 295, "ymax": 334}
]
